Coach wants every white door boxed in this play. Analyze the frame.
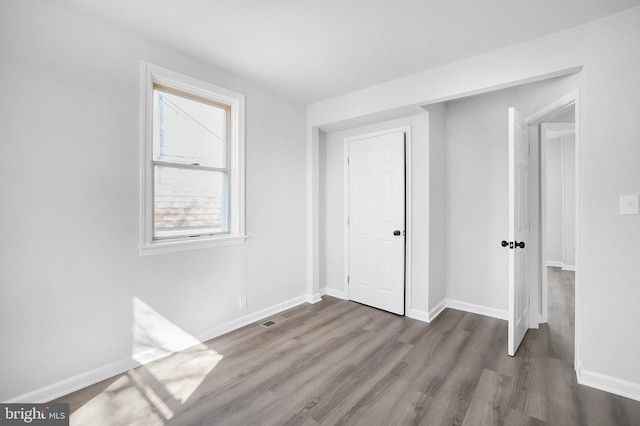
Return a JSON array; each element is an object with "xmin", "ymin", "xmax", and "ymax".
[
  {"xmin": 348, "ymin": 131, "xmax": 405, "ymax": 315},
  {"xmin": 508, "ymin": 107, "xmax": 530, "ymax": 356}
]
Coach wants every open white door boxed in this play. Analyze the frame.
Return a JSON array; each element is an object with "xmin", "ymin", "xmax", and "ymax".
[
  {"xmin": 507, "ymin": 107, "xmax": 530, "ymax": 356},
  {"xmin": 348, "ymin": 131, "xmax": 405, "ymax": 315}
]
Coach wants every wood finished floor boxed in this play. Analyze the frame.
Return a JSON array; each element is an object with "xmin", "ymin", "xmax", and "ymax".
[{"xmin": 56, "ymin": 270, "xmax": 640, "ymax": 425}]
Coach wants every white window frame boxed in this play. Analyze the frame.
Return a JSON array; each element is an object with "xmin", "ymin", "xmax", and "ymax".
[{"xmin": 139, "ymin": 62, "xmax": 246, "ymax": 255}]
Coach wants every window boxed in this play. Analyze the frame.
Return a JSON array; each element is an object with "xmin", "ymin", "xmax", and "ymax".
[{"xmin": 140, "ymin": 62, "xmax": 245, "ymax": 255}]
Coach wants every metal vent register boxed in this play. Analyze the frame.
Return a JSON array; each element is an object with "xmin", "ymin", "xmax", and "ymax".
[{"xmin": 260, "ymin": 316, "xmax": 287, "ymax": 328}]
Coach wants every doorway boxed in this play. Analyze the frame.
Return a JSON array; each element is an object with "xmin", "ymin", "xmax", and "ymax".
[
  {"xmin": 541, "ymin": 119, "xmax": 576, "ymax": 312},
  {"xmin": 527, "ymin": 91, "xmax": 581, "ymax": 369},
  {"xmin": 541, "ymin": 111, "xmax": 577, "ymax": 365}
]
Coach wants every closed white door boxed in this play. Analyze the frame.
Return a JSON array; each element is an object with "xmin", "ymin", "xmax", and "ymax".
[
  {"xmin": 348, "ymin": 131, "xmax": 405, "ymax": 315},
  {"xmin": 508, "ymin": 107, "xmax": 530, "ymax": 356}
]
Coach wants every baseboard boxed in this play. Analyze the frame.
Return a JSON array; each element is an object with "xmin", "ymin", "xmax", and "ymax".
[
  {"xmin": 319, "ymin": 287, "xmax": 347, "ymax": 300},
  {"xmin": 4, "ymin": 358, "xmax": 137, "ymax": 404},
  {"xmin": 410, "ymin": 299, "xmax": 506, "ymax": 323},
  {"xmin": 4, "ymin": 294, "xmax": 310, "ymax": 404},
  {"xmin": 406, "ymin": 308, "xmax": 430, "ymax": 323},
  {"xmin": 306, "ymin": 293, "xmax": 322, "ymax": 304},
  {"xmin": 195, "ymin": 294, "xmax": 310, "ymax": 346},
  {"xmin": 577, "ymin": 363, "xmax": 640, "ymax": 402},
  {"xmin": 406, "ymin": 299, "xmax": 446, "ymax": 323},
  {"xmin": 562, "ymin": 265, "xmax": 576, "ymax": 271},
  {"xmin": 446, "ymin": 299, "xmax": 508, "ymax": 320},
  {"xmin": 429, "ymin": 299, "xmax": 447, "ymax": 322}
]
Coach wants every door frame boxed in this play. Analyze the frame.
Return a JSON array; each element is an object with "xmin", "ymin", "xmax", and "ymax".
[
  {"xmin": 343, "ymin": 126, "xmax": 412, "ymax": 313},
  {"xmin": 526, "ymin": 89, "xmax": 582, "ymax": 371}
]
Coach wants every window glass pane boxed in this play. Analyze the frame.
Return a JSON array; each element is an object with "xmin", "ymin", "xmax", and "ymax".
[
  {"xmin": 153, "ymin": 89, "xmax": 227, "ymax": 168},
  {"xmin": 154, "ymin": 166, "xmax": 229, "ymax": 239}
]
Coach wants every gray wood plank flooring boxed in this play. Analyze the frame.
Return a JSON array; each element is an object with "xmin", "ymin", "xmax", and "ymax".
[{"xmin": 56, "ymin": 271, "xmax": 640, "ymax": 425}]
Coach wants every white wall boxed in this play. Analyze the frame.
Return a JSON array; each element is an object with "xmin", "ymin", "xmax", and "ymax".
[
  {"xmin": 319, "ymin": 129, "xmax": 344, "ymax": 293},
  {"xmin": 545, "ymin": 134, "xmax": 576, "ymax": 268},
  {"xmin": 443, "ymin": 90, "xmax": 512, "ymax": 311},
  {"xmin": 546, "ymin": 140, "xmax": 565, "ymax": 263},
  {"xmin": 424, "ymin": 104, "xmax": 447, "ymax": 316},
  {"xmin": 0, "ymin": 0, "xmax": 307, "ymax": 402},
  {"xmin": 319, "ymin": 114, "xmax": 432, "ymax": 316},
  {"xmin": 308, "ymin": 6, "xmax": 640, "ymax": 396},
  {"xmin": 563, "ymin": 137, "xmax": 576, "ymax": 268}
]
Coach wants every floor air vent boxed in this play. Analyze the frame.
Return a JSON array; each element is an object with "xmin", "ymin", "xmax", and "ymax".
[{"xmin": 260, "ymin": 316, "xmax": 287, "ymax": 328}]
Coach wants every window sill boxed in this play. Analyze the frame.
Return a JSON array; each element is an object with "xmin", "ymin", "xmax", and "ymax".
[{"xmin": 139, "ymin": 235, "xmax": 248, "ymax": 256}]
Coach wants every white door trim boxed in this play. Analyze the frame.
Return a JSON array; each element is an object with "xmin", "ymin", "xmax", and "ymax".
[
  {"xmin": 525, "ymin": 88, "xmax": 582, "ymax": 372},
  {"xmin": 343, "ymin": 126, "xmax": 412, "ymax": 314}
]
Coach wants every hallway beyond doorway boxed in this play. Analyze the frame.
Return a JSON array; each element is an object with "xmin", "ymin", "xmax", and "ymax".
[{"xmin": 547, "ymin": 266, "xmax": 575, "ymax": 364}]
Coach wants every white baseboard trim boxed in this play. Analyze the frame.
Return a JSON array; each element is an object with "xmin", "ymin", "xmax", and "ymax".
[
  {"xmin": 429, "ymin": 299, "xmax": 447, "ymax": 322},
  {"xmin": 407, "ymin": 300, "xmax": 446, "ymax": 324},
  {"xmin": 546, "ymin": 260, "xmax": 565, "ymax": 268},
  {"xmin": 195, "ymin": 294, "xmax": 310, "ymax": 344},
  {"xmin": 530, "ymin": 313, "xmax": 543, "ymax": 329},
  {"xmin": 319, "ymin": 287, "xmax": 347, "ymax": 300},
  {"xmin": 407, "ymin": 308, "xmax": 430, "ymax": 323},
  {"xmin": 4, "ymin": 294, "xmax": 310, "ymax": 404},
  {"xmin": 577, "ymin": 363, "xmax": 640, "ymax": 402},
  {"xmin": 5, "ymin": 358, "xmax": 138, "ymax": 404},
  {"xmin": 409, "ymin": 299, "xmax": 498, "ymax": 323},
  {"xmin": 307, "ymin": 293, "xmax": 322, "ymax": 304},
  {"xmin": 562, "ymin": 265, "xmax": 576, "ymax": 272},
  {"xmin": 446, "ymin": 299, "xmax": 508, "ymax": 321}
]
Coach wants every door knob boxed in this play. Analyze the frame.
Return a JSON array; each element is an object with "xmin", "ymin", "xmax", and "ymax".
[
  {"xmin": 515, "ymin": 241, "xmax": 525, "ymax": 249},
  {"xmin": 501, "ymin": 240, "xmax": 514, "ymax": 249},
  {"xmin": 393, "ymin": 230, "xmax": 402, "ymax": 236}
]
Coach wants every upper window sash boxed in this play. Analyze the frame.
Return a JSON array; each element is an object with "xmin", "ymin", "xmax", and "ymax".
[{"xmin": 152, "ymin": 84, "xmax": 231, "ymax": 169}]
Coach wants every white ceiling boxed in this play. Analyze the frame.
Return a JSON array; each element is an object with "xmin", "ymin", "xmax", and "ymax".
[{"xmin": 52, "ymin": 0, "xmax": 640, "ymax": 104}]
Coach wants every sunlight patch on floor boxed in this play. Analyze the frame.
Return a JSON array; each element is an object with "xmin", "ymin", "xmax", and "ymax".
[{"xmin": 69, "ymin": 297, "xmax": 222, "ymax": 424}]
